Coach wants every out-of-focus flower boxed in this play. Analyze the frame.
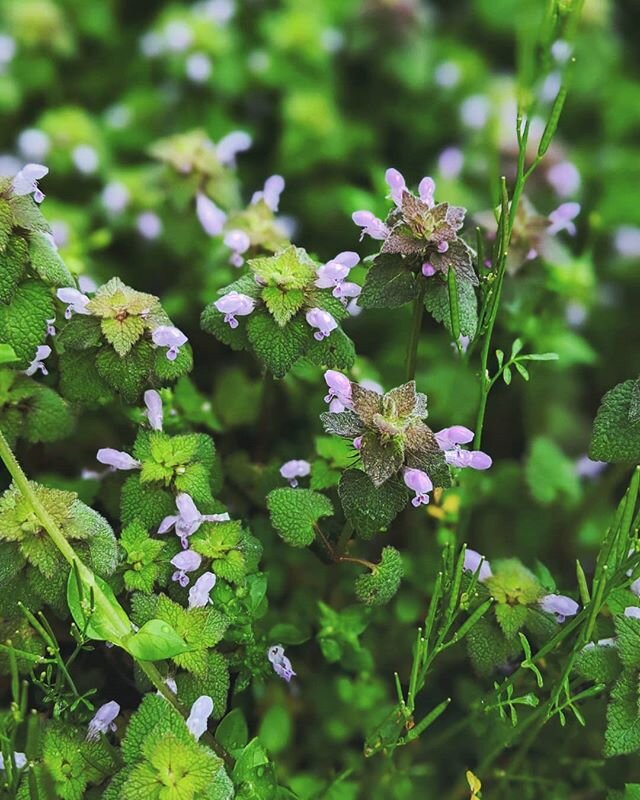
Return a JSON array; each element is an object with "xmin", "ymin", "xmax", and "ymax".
[
  {"xmin": 185, "ymin": 52, "xmax": 213, "ymax": 82},
  {"xmin": 547, "ymin": 202, "xmax": 580, "ymax": 236},
  {"xmin": 86, "ymin": 701, "xmax": 120, "ymax": 741},
  {"xmin": 72, "ymin": 145, "xmax": 99, "ymax": 175},
  {"xmin": 434, "ymin": 61, "xmax": 461, "ymax": 88},
  {"xmin": 546, "ymin": 161, "xmax": 581, "ymax": 198},
  {"xmin": 196, "ymin": 192, "xmax": 227, "ymax": 236},
  {"xmin": 625, "ymin": 606, "xmax": 640, "ymax": 620},
  {"xmin": 575, "ymin": 455, "xmax": 606, "ymax": 479},
  {"xmin": 17, "ymin": 129, "xmax": 50, "ymax": 161},
  {"xmin": 223, "ymin": 229, "xmax": 251, "ymax": 267},
  {"xmin": 101, "ymin": 182, "xmax": 130, "ymax": 214},
  {"xmin": 280, "ymin": 460, "xmax": 311, "ymax": 488},
  {"xmin": 460, "ymin": 95, "xmax": 490, "ymax": 129},
  {"xmin": 438, "ymin": 147, "xmax": 464, "ymax": 179},
  {"xmin": 463, "ymin": 549, "xmax": 492, "ymax": 581},
  {"xmin": 251, "ymin": 174, "xmax": 285, "ymax": 211},
  {"xmin": 614, "ymin": 226, "xmax": 640, "ymax": 258},
  {"xmin": 136, "ymin": 211, "xmax": 163, "ymax": 240},
  {"xmin": 216, "ymin": 131, "xmax": 251, "ymax": 166},
  {"xmin": 164, "ymin": 20, "xmax": 193, "ymax": 52},
  {"xmin": 0, "ymin": 752, "xmax": 27, "ymax": 771}
]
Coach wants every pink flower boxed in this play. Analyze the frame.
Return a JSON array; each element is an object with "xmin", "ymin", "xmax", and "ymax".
[
  {"xmin": 547, "ymin": 202, "xmax": 580, "ymax": 236},
  {"xmin": 159, "ymin": 493, "xmax": 229, "ymax": 548},
  {"xmin": 539, "ymin": 594, "xmax": 579, "ymax": 623},
  {"xmin": 151, "ymin": 326, "xmax": 188, "ymax": 361},
  {"xmin": 306, "ymin": 308, "xmax": 337, "ymax": 341},
  {"xmin": 324, "ymin": 370, "xmax": 352, "ymax": 412},
  {"xmin": 251, "ymin": 174, "xmax": 285, "ymax": 211},
  {"xmin": 144, "ymin": 390, "xmax": 163, "ymax": 432},
  {"xmin": 188, "ymin": 572, "xmax": 216, "ymax": 609},
  {"xmin": 403, "ymin": 468, "xmax": 433, "ymax": 507},
  {"xmin": 24, "ymin": 345, "xmax": 51, "ymax": 377},
  {"xmin": 267, "ymin": 644, "xmax": 296, "ymax": 682},
  {"xmin": 463, "ymin": 549, "xmax": 492, "ymax": 581},
  {"xmin": 385, "ymin": 168, "xmax": 407, "ymax": 206},
  {"xmin": 12, "ymin": 163, "xmax": 48, "ymax": 203},
  {"xmin": 57, "ymin": 287, "xmax": 91, "ymax": 319},
  {"xmin": 216, "ymin": 131, "xmax": 252, "ymax": 166},
  {"xmin": 171, "ymin": 549, "xmax": 202, "ymax": 587},
  {"xmin": 96, "ymin": 448, "xmax": 140, "ymax": 471},
  {"xmin": 352, "ymin": 210, "xmax": 389, "ymax": 241},
  {"xmin": 196, "ymin": 192, "xmax": 227, "ymax": 236},
  {"xmin": 435, "ymin": 426, "xmax": 492, "ymax": 471},
  {"xmin": 280, "ymin": 459, "xmax": 311, "ymax": 488},
  {"xmin": 223, "ymin": 229, "xmax": 251, "ymax": 267},
  {"xmin": 214, "ymin": 291, "xmax": 255, "ymax": 328}
]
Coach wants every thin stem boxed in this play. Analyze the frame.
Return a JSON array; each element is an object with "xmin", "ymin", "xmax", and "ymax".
[{"xmin": 405, "ymin": 281, "xmax": 427, "ymax": 382}]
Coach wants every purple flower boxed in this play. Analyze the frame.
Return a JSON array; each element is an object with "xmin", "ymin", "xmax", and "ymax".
[
  {"xmin": 352, "ymin": 210, "xmax": 389, "ymax": 241},
  {"xmin": 267, "ymin": 644, "xmax": 296, "ymax": 683},
  {"xmin": 223, "ymin": 229, "xmax": 251, "ymax": 267},
  {"xmin": 280, "ymin": 459, "xmax": 311, "ymax": 488},
  {"xmin": 188, "ymin": 572, "xmax": 216, "ymax": 609},
  {"xmin": 359, "ymin": 378, "xmax": 383, "ymax": 394},
  {"xmin": 306, "ymin": 308, "xmax": 337, "ymax": 341},
  {"xmin": 582, "ymin": 637, "xmax": 616, "ymax": 652},
  {"xmin": 136, "ymin": 211, "xmax": 163, "ymax": 240},
  {"xmin": 86, "ymin": 701, "xmax": 120, "ymax": 741},
  {"xmin": 251, "ymin": 174, "xmax": 285, "ymax": 212},
  {"xmin": 539, "ymin": 594, "xmax": 579, "ymax": 623},
  {"xmin": 151, "ymin": 325, "xmax": 188, "ymax": 361},
  {"xmin": 335, "ymin": 281, "xmax": 361, "ymax": 300},
  {"xmin": 171, "ymin": 549, "xmax": 202, "ymax": 587},
  {"xmin": 186, "ymin": 695, "xmax": 213, "ymax": 740},
  {"xmin": 12, "ymin": 163, "xmax": 48, "ymax": 203},
  {"xmin": 631, "ymin": 578, "xmax": 640, "ymax": 597},
  {"xmin": 46, "ymin": 318, "xmax": 56, "ymax": 337},
  {"xmin": 438, "ymin": 147, "xmax": 464, "ymax": 180},
  {"xmin": 547, "ymin": 202, "xmax": 580, "ymax": 236},
  {"xmin": 353, "ymin": 436, "xmax": 363, "ymax": 450},
  {"xmin": 158, "ymin": 493, "xmax": 230, "ymax": 548},
  {"xmin": 144, "ymin": 390, "xmax": 163, "ymax": 432},
  {"xmin": 79, "ymin": 275, "xmax": 97, "ymax": 294},
  {"xmin": 463, "ymin": 549, "xmax": 492, "ymax": 581},
  {"xmin": 575, "ymin": 455, "xmax": 606, "ymax": 479},
  {"xmin": 216, "ymin": 131, "xmax": 252, "ymax": 166},
  {"xmin": 615, "ymin": 226, "xmax": 640, "ymax": 258},
  {"xmin": 418, "ymin": 176, "xmax": 436, "ymax": 208},
  {"xmin": 96, "ymin": 448, "xmax": 141, "ymax": 471},
  {"xmin": 435, "ymin": 426, "xmax": 492, "ymax": 471},
  {"xmin": 315, "ymin": 251, "xmax": 360, "ymax": 297},
  {"xmin": 24, "ymin": 345, "xmax": 51, "ymax": 377},
  {"xmin": 385, "ymin": 168, "xmax": 407, "ymax": 206},
  {"xmin": 403, "ymin": 468, "xmax": 433, "ymax": 507},
  {"xmin": 196, "ymin": 192, "xmax": 227, "ymax": 237},
  {"xmin": 214, "ymin": 291, "xmax": 256, "ymax": 328},
  {"xmin": 57, "ymin": 287, "xmax": 91, "ymax": 319},
  {"xmin": 0, "ymin": 752, "xmax": 27, "ymax": 771},
  {"xmin": 546, "ymin": 161, "xmax": 581, "ymax": 198},
  {"xmin": 624, "ymin": 606, "xmax": 640, "ymax": 620},
  {"xmin": 422, "ymin": 262, "xmax": 436, "ymax": 277},
  {"xmin": 324, "ymin": 369, "xmax": 352, "ymax": 412}
]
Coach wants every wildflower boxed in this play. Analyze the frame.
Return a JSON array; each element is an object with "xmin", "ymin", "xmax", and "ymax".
[
  {"xmin": 359, "ymin": 378, "xmax": 383, "ymax": 394},
  {"xmin": 157, "ymin": 676, "xmax": 178, "ymax": 698},
  {"xmin": 96, "ymin": 448, "xmax": 140, "ymax": 471},
  {"xmin": 463, "ymin": 548, "xmax": 492, "ymax": 581},
  {"xmin": 435, "ymin": 426, "xmax": 492, "ymax": 470},
  {"xmin": 267, "ymin": 644, "xmax": 296, "ymax": 683},
  {"xmin": 56, "ymin": 287, "xmax": 91, "ymax": 320},
  {"xmin": 385, "ymin": 168, "xmax": 407, "ymax": 206},
  {"xmin": 460, "ymin": 95, "xmax": 489, "ymax": 129},
  {"xmin": 251, "ymin": 174, "xmax": 285, "ymax": 212},
  {"xmin": 12, "ymin": 163, "xmax": 48, "ymax": 203},
  {"xmin": 18, "ymin": 129, "xmax": 50, "ymax": 161},
  {"xmin": 24, "ymin": 345, "xmax": 51, "ymax": 377},
  {"xmin": 352, "ymin": 210, "xmax": 389, "ymax": 241},
  {"xmin": 86, "ymin": 701, "xmax": 120, "ymax": 741},
  {"xmin": 216, "ymin": 130, "xmax": 252, "ymax": 166},
  {"xmin": 171, "ymin": 550, "xmax": 202, "ymax": 587},
  {"xmin": 422, "ymin": 262, "xmax": 436, "ymax": 277},
  {"xmin": 614, "ymin": 226, "xmax": 640, "ymax": 258},
  {"xmin": 434, "ymin": 61, "xmax": 461, "ymax": 88},
  {"xmin": 403, "ymin": 468, "xmax": 433, "ymax": 507},
  {"xmin": 315, "ymin": 251, "xmax": 360, "ymax": 297},
  {"xmin": 158, "ymin": 493, "xmax": 230, "ymax": 548},
  {"xmin": 186, "ymin": 696, "xmax": 213, "ymax": 740},
  {"xmin": 214, "ymin": 291, "xmax": 256, "ymax": 328},
  {"xmin": 624, "ymin": 606, "xmax": 640, "ymax": 620},
  {"xmin": 101, "ymin": 182, "xmax": 130, "ymax": 214},
  {"xmin": 196, "ymin": 192, "xmax": 227, "ymax": 236},
  {"xmin": 188, "ymin": 572, "xmax": 216, "ymax": 609},
  {"xmin": 546, "ymin": 161, "xmax": 581, "ymax": 198},
  {"xmin": 72, "ymin": 145, "xmax": 99, "ymax": 175},
  {"xmin": 136, "ymin": 211, "xmax": 163, "ymax": 240},
  {"xmin": 438, "ymin": 147, "xmax": 464, "ymax": 180},
  {"xmin": 79, "ymin": 275, "xmax": 97, "ymax": 294},
  {"xmin": 323, "ymin": 369, "xmax": 352, "ymax": 412},
  {"xmin": 223, "ymin": 229, "xmax": 251, "ymax": 267},
  {"xmin": 46, "ymin": 318, "xmax": 56, "ymax": 337},
  {"xmin": 280, "ymin": 459, "xmax": 311, "ymax": 488},
  {"xmin": 539, "ymin": 594, "xmax": 579, "ymax": 623},
  {"xmin": 582, "ymin": 638, "xmax": 616, "ymax": 652},
  {"xmin": 0, "ymin": 752, "xmax": 27, "ymax": 771},
  {"xmin": 306, "ymin": 308, "xmax": 337, "ymax": 341},
  {"xmin": 152, "ymin": 325, "xmax": 188, "ymax": 361},
  {"xmin": 185, "ymin": 52, "xmax": 212, "ymax": 83},
  {"xmin": 631, "ymin": 578, "xmax": 640, "ymax": 596},
  {"xmin": 144, "ymin": 390, "xmax": 163, "ymax": 432},
  {"xmin": 164, "ymin": 20, "xmax": 193, "ymax": 52},
  {"xmin": 353, "ymin": 436, "xmax": 363, "ymax": 449},
  {"xmin": 547, "ymin": 202, "xmax": 580, "ymax": 236},
  {"xmin": 575, "ymin": 456, "xmax": 606, "ymax": 479},
  {"xmin": 0, "ymin": 34, "xmax": 16, "ymax": 67}
]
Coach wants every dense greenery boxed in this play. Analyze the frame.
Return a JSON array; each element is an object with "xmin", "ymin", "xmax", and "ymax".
[{"xmin": 1, "ymin": 0, "xmax": 640, "ymax": 798}]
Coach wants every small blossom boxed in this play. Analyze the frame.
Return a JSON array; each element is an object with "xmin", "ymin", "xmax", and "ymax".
[
  {"xmin": 546, "ymin": 161, "xmax": 581, "ymax": 198},
  {"xmin": 280, "ymin": 459, "xmax": 311, "ymax": 488},
  {"xmin": 46, "ymin": 318, "xmax": 56, "ymax": 337},
  {"xmin": 435, "ymin": 426, "xmax": 492, "ymax": 471},
  {"xmin": 164, "ymin": 20, "xmax": 193, "ymax": 52},
  {"xmin": 551, "ymin": 40, "xmax": 572, "ymax": 64},
  {"xmin": 463, "ymin": 549, "xmax": 492, "ymax": 581},
  {"xmin": 434, "ymin": 61, "xmax": 461, "ymax": 88},
  {"xmin": 625, "ymin": 606, "xmax": 640, "ymax": 620},
  {"xmin": 575, "ymin": 455, "xmax": 606, "ymax": 479},
  {"xmin": 385, "ymin": 168, "xmax": 406, "ymax": 206},
  {"xmin": 359, "ymin": 378, "xmax": 383, "ymax": 394},
  {"xmin": 422, "ymin": 262, "xmax": 436, "ymax": 277},
  {"xmin": 403, "ymin": 468, "xmax": 433, "ymax": 507},
  {"xmin": 418, "ymin": 176, "xmax": 436, "ymax": 207},
  {"xmin": 0, "ymin": 34, "xmax": 16, "ymax": 66},
  {"xmin": 251, "ymin": 174, "xmax": 285, "ymax": 211},
  {"xmin": 324, "ymin": 369, "xmax": 352, "ymax": 412},
  {"xmin": 157, "ymin": 676, "xmax": 178, "ymax": 698},
  {"xmin": 352, "ymin": 210, "xmax": 389, "ymax": 241},
  {"xmin": 216, "ymin": 130, "xmax": 252, "ymax": 166},
  {"xmin": 72, "ymin": 145, "xmax": 99, "ymax": 175},
  {"xmin": 267, "ymin": 644, "xmax": 296, "ymax": 683},
  {"xmin": 12, "ymin": 163, "xmax": 48, "ymax": 203},
  {"xmin": 614, "ymin": 226, "xmax": 640, "ymax": 258},
  {"xmin": 136, "ymin": 211, "xmax": 163, "ymax": 240},
  {"xmin": 57, "ymin": 287, "xmax": 91, "ymax": 319},
  {"xmin": 582, "ymin": 637, "xmax": 616, "ymax": 651},
  {"xmin": 438, "ymin": 147, "xmax": 464, "ymax": 180},
  {"xmin": 315, "ymin": 251, "xmax": 360, "ymax": 297},
  {"xmin": 144, "ymin": 390, "xmax": 163, "ymax": 432},
  {"xmin": 196, "ymin": 192, "xmax": 227, "ymax": 236},
  {"xmin": 306, "ymin": 308, "xmax": 337, "ymax": 341},
  {"xmin": 171, "ymin": 549, "xmax": 202, "ymax": 587},
  {"xmin": 460, "ymin": 94, "xmax": 489, "ymax": 129},
  {"xmin": 86, "ymin": 701, "xmax": 120, "ymax": 741},
  {"xmin": 0, "ymin": 752, "xmax": 27, "ymax": 771},
  {"xmin": 353, "ymin": 436, "xmax": 363, "ymax": 450},
  {"xmin": 186, "ymin": 695, "xmax": 213, "ymax": 740},
  {"xmin": 547, "ymin": 202, "xmax": 580, "ymax": 236},
  {"xmin": 24, "ymin": 345, "xmax": 51, "ymax": 377},
  {"xmin": 101, "ymin": 182, "xmax": 130, "ymax": 214},
  {"xmin": 539, "ymin": 594, "xmax": 579, "ymax": 623},
  {"xmin": 188, "ymin": 572, "xmax": 216, "ymax": 609},
  {"xmin": 159, "ymin": 493, "xmax": 230, "ymax": 548},
  {"xmin": 78, "ymin": 275, "xmax": 98, "ymax": 294},
  {"xmin": 96, "ymin": 448, "xmax": 140, "ymax": 471},
  {"xmin": 152, "ymin": 325, "xmax": 188, "ymax": 361},
  {"xmin": 631, "ymin": 578, "xmax": 640, "ymax": 597},
  {"xmin": 185, "ymin": 52, "xmax": 213, "ymax": 83},
  {"xmin": 224, "ymin": 229, "xmax": 251, "ymax": 267},
  {"xmin": 18, "ymin": 128, "xmax": 50, "ymax": 161},
  {"xmin": 214, "ymin": 291, "xmax": 256, "ymax": 328},
  {"xmin": 335, "ymin": 281, "xmax": 361, "ymax": 300}
]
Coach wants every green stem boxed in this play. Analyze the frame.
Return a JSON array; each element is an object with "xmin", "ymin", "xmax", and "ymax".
[
  {"xmin": 0, "ymin": 429, "xmax": 233, "ymax": 768},
  {"xmin": 405, "ymin": 281, "xmax": 427, "ymax": 382}
]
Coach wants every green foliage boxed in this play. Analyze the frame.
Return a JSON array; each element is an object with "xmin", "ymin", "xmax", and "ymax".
[
  {"xmin": 28, "ymin": 232, "xmax": 75, "ymax": 287},
  {"xmin": 338, "ymin": 469, "xmax": 408, "ymax": 538},
  {"xmin": 121, "ymin": 475, "xmax": 176, "ymax": 529},
  {"xmin": 574, "ymin": 644, "xmax": 621, "ymax": 685},
  {"xmin": 590, "ymin": 380, "xmax": 640, "ymax": 463},
  {"xmin": 359, "ymin": 254, "xmax": 417, "ymax": 309},
  {"xmin": 246, "ymin": 312, "xmax": 311, "ymax": 378},
  {"xmin": 605, "ymin": 668, "xmax": 640, "ymax": 757},
  {"xmin": 121, "ymin": 520, "xmax": 167, "ymax": 593},
  {"xmin": 0, "ymin": 279, "xmax": 54, "ymax": 366},
  {"xmin": 424, "ymin": 275, "xmax": 478, "ymax": 338},
  {"xmin": 525, "ymin": 437, "xmax": 581, "ymax": 505},
  {"xmin": 354, "ymin": 546, "xmax": 404, "ymax": 607},
  {"xmin": 191, "ymin": 519, "xmax": 260, "ymax": 583},
  {"xmin": 267, "ymin": 487, "xmax": 333, "ymax": 547},
  {"xmin": 0, "ymin": 370, "xmax": 73, "ymax": 447}
]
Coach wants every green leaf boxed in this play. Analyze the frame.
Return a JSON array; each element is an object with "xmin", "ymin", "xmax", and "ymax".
[
  {"xmin": 354, "ymin": 546, "xmax": 404, "ymax": 606},
  {"xmin": 58, "ymin": 350, "xmax": 114, "ymax": 405},
  {"xmin": 359, "ymin": 254, "xmax": 416, "ymax": 309},
  {"xmin": 605, "ymin": 669, "xmax": 640, "ymax": 756},
  {"xmin": 247, "ymin": 312, "xmax": 311, "ymax": 378},
  {"xmin": 28, "ymin": 232, "xmax": 74, "ymax": 287},
  {"xmin": 0, "ymin": 344, "xmax": 17, "ymax": 365},
  {"xmin": 232, "ymin": 738, "xmax": 277, "ymax": 798},
  {"xmin": 574, "ymin": 643, "xmax": 621, "ymax": 684},
  {"xmin": 305, "ymin": 327, "xmax": 356, "ymax": 370},
  {"xmin": 216, "ymin": 709, "xmax": 249, "ymax": 756},
  {"xmin": 338, "ymin": 469, "xmax": 408, "ymax": 539},
  {"xmin": 96, "ymin": 340, "xmax": 155, "ymax": 402},
  {"xmin": 101, "ymin": 315, "xmax": 146, "ymax": 356},
  {"xmin": 66, "ymin": 562, "xmax": 132, "ymax": 644},
  {"xmin": 495, "ymin": 603, "xmax": 528, "ymax": 639},
  {"xmin": 261, "ymin": 286, "xmax": 305, "ymax": 327},
  {"xmin": 249, "ymin": 245, "xmax": 317, "ymax": 290},
  {"xmin": 56, "ymin": 315, "xmax": 103, "ymax": 351},
  {"xmin": 525, "ymin": 437, "xmax": 581, "ymax": 506},
  {"xmin": 0, "ymin": 199, "xmax": 11, "ymax": 251},
  {"xmin": 360, "ymin": 431, "xmax": 404, "ymax": 487},
  {"xmin": 122, "ymin": 618, "xmax": 191, "ymax": 660},
  {"xmin": 616, "ymin": 614, "xmax": 640, "ymax": 669},
  {"xmin": 424, "ymin": 275, "xmax": 478, "ymax": 338},
  {"xmin": 0, "ymin": 236, "xmax": 28, "ymax": 305},
  {"xmin": 590, "ymin": 380, "xmax": 640, "ymax": 463},
  {"xmin": 267, "ymin": 487, "xmax": 333, "ymax": 547},
  {"xmin": 0, "ymin": 279, "xmax": 55, "ymax": 366}
]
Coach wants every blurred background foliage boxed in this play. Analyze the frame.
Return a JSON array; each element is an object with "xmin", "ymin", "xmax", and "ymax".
[{"xmin": 1, "ymin": 0, "xmax": 640, "ymax": 796}]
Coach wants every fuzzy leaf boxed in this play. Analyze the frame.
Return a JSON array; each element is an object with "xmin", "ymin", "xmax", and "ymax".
[
  {"xmin": 267, "ymin": 487, "xmax": 333, "ymax": 547},
  {"xmin": 28, "ymin": 232, "xmax": 74, "ymax": 287},
  {"xmin": 247, "ymin": 313, "xmax": 311, "ymax": 378},
  {"xmin": 360, "ymin": 431, "xmax": 404, "ymax": 487},
  {"xmin": 339, "ymin": 469, "xmax": 408, "ymax": 539},
  {"xmin": 424, "ymin": 274, "xmax": 478, "ymax": 338},
  {"xmin": 96, "ymin": 340, "xmax": 155, "ymax": 402},
  {"xmin": 306, "ymin": 327, "xmax": 356, "ymax": 370},
  {"xmin": 249, "ymin": 245, "xmax": 317, "ymax": 290},
  {"xmin": 359, "ymin": 254, "xmax": 416, "ymax": 309},
  {"xmin": 590, "ymin": 380, "xmax": 640, "ymax": 463},
  {"xmin": 605, "ymin": 669, "xmax": 640, "ymax": 757},
  {"xmin": 320, "ymin": 410, "xmax": 365, "ymax": 438},
  {"xmin": 101, "ymin": 315, "xmax": 146, "ymax": 356},
  {"xmin": 495, "ymin": 603, "xmax": 528, "ymax": 639},
  {"xmin": 0, "ymin": 236, "xmax": 28, "ymax": 305},
  {"xmin": 261, "ymin": 286, "xmax": 305, "ymax": 327},
  {"xmin": 0, "ymin": 279, "xmax": 54, "ymax": 366},
  {"xmin": 354, "ymin": 546, "xmax": 403, "ymax": 606}
]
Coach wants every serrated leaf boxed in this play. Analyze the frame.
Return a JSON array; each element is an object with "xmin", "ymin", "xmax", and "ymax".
[
  {"xmin": 246, "ymin": 312, "xmax": 311, "ymax": 378},
  {"xmin": 28, "ymin": 232, "xmax": 74, "ymax": 287},
  {"xmin": 101, "ymin": 315, "xmax": 146, "ymax": 356},
  {"xmin": 0, "ymin": 279, "xmax": 54, "ymax": 366},
  {"xmin": 605, "ymin": 669, "xmax": 640, "ymax": 756},
  {"xmin": 320, "ymin": 410, "xmax": 364, "ymax": 438},
  {"xmin": 261, "ymin": 286, "xmax": 304, "ymax": 327},
  {"xmin": 267, "ymin": 487, "xmax": 333, "ymax": 547},
  {"xmin": 0, "ymin": 236, "xmax": 28, "ymax": 305},
  {"xmin": 305, "ymin": 327, "xmax": 356, "ymax": 370},
  {"xmin": 590, "ymin": 380, "xmax": 640, "ymax": 463},
  {"xmin": 359, "ymin": 254, "xmax": 416, "ymax": 309},
  {"xmin": 249, "ymin": 245, "xmax": 317, "ymax": 290},
  {"xmin": 0, "ymin": 200, "xmax": 11, "ymax": 251},
  {"xmin": 338, "ymin": 469, "xmax": 408, "ymax": 539},
  {"xmin": 525, "ymin": 437, "xmax": 581, "ymax": 506},
  {"xmin": 424, "ymin": 276, "xmax": 478, "ymax": 338},
  {"xmin": 360, "ymin": 432, "xmax": 404, "ymax": 487},
  {"xmin": 495, "ymin": 603, "xmax": 528, "ymax": 639},
  {"xmin": 96, "ymin": 340, "xmax": 155, "ymax": 402},
  {"xmin": 354, "ymin": 546, "xmax": 404, "ymax": 606}
]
